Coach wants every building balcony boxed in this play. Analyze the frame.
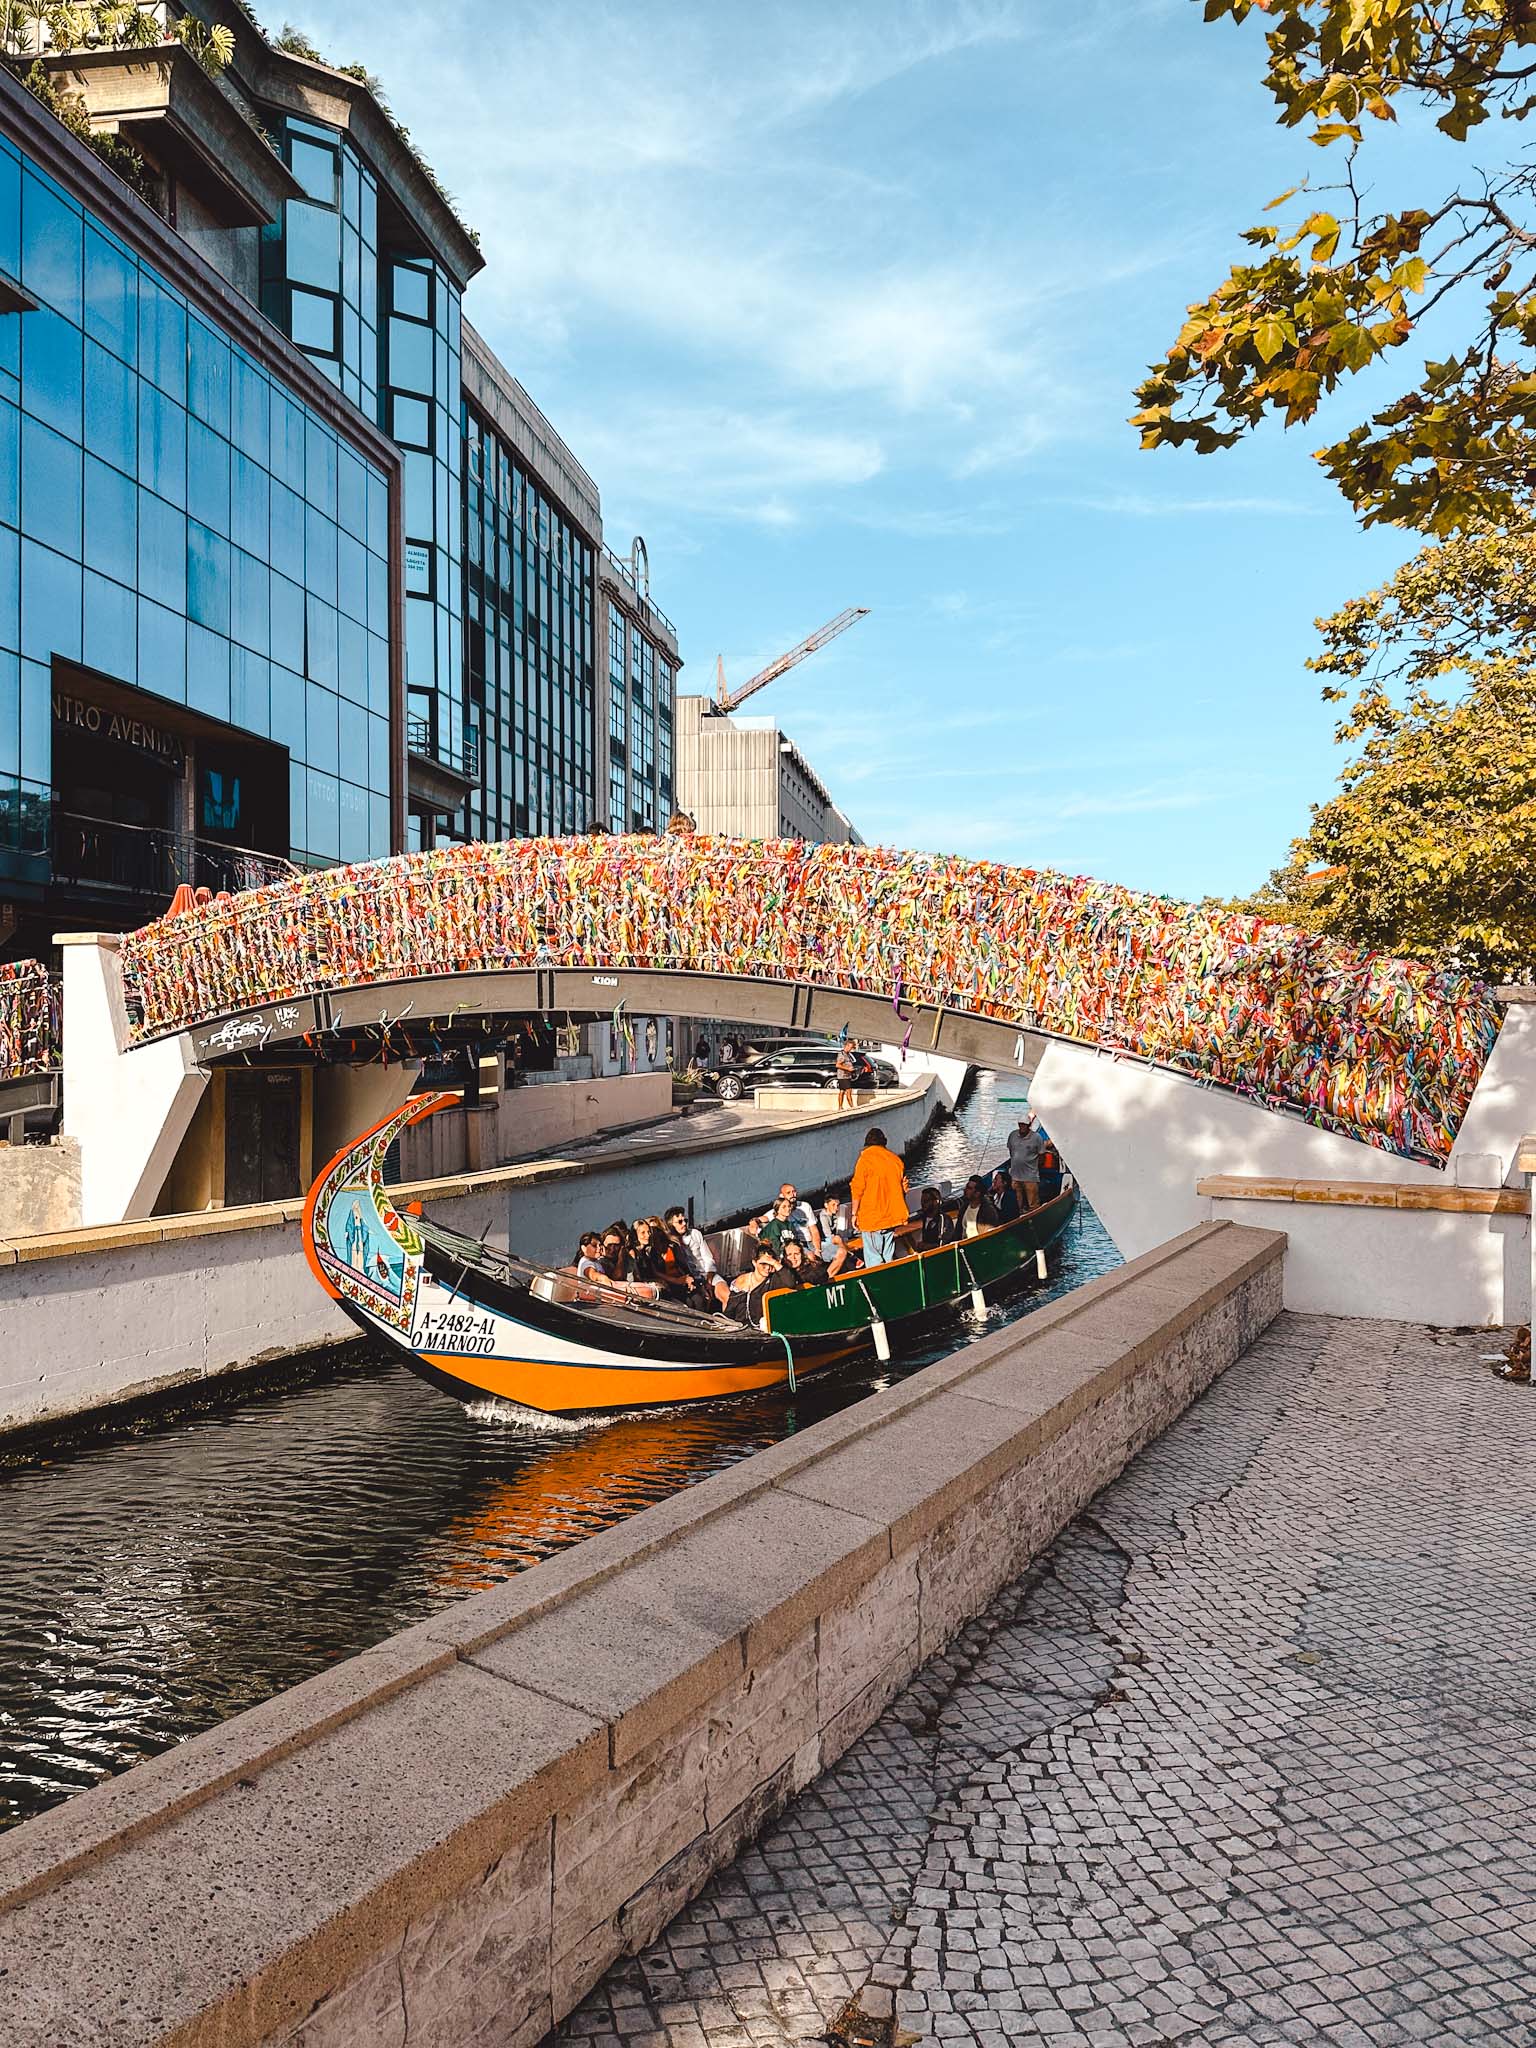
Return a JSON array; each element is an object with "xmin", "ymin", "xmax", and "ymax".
[
  {"xmin": 50, "ymin": 809, "xmax": 296, "ymax": 904},
  {"xmin": 41, "ymin": 43, "xmax": 304, "ymax": 227},
  {"xmin": 406, "ymin": 716, "xmax": 476, "ymax": 818}
]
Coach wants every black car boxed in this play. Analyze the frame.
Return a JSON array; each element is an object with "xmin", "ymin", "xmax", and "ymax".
[{"xmin": 710, "ymin": 1045, "xmax": 898, "ymax": 1101}]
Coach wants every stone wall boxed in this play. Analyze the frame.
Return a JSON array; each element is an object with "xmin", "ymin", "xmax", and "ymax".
[
  {"xmin": 0, "ymin": 1220, "xmax": 1284, "ymax": 2046},
  {"xmin": 0, "ymin": 1137, "xmax": 80, "ymax": 1238}
]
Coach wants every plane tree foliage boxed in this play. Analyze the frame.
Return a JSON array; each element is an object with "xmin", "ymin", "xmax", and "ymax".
[{"xmin": 1145, "ymin": 3, "xmax": 1536, "ymax": 976}]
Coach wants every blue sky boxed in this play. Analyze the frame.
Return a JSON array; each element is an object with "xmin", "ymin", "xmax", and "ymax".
[{"xmin": 293, "ymin": 0, "xmax": 1467, "ymax": 898}]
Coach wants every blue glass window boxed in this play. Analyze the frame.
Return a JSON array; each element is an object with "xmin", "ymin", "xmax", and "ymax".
[
  {"xmin": 137, "ymin": 596, "xmax": 186, "ymax": 703},
  {"xmin": 270, "ymin": 572, "xmax": 304, "ymax": 673},
  {"xmin": 138, "ymin": 277, "xmax": 186, "ymax": 404},
  {"xmin": 337, "ymin": 612, "xmax": 366, "ymax": 705},
  {"xmin": 139, "ymin": 381, "xmax": 185, "ymax": 501},
  {"xmin": 231, "ymin": 547, "xmax": 269, "ymax": 656},
  {"xmin": 388, "ymin": 317, "xmax": 432, "ymax": 395},
  {"xmin": 337, "ymin": 532, "xmax": 367, "ymax": 625},
  {"xmin": 21, "ymin": 172, "xmax": 81, "ymax": 324},
  {"xmin": 187, "ymin": 418, "xmax": 230, "ymax": 536},
  {"xmin": 20, "ymin": 417, "xmax": 79, "ymax": 558},
  {"xmin": 21, "ymin": 540, "xmax": 80, "ymax": 664},
  {"xmin": 271, "ymin": 663, "xmax": 305, "ymax": 751},
  {"xmin": 338, "ymin": 777, "xmax": 368, "ymax": 862},
  {"xmin": 83, "ymin": 342, "xmax": 134, "ymax": 475},
  {"xmin": 229, "ymin": 450, "xmax": 269, "ymax": 559},
  {"xmin": 290, "ymin": 139, "xmax": 338, "ymax": 207},
  {"xmin": 231, "ymin": 646, "xmax": 270, "ymax": 737},
  {"xmin": 304, "ymin": 504, "xmax": 337, "ymax": 599},
  {"xmin": 305, "ymin": 593, "xmax": 337, "ymax": 688},
  {"xmin": 187, "ymin": 622, "xmax": 230, "ymax": 721},
  {"xmin": 21, "ymin": 306, "xmax": 82, "ymax": 439},
  {"xmin": 306, "ymin": 766, "xmax": 339, "ymax": 858},
  {"xmin": 393, "ymin": 264, "xmax": 429, "ymax": 320},
  {"xmin": 0, "ymin": 148, "xmax": 19, "ymax": 283},
  {"xmin": 138, "ymin": 489, "xmax": 185, "ymax": 612},
  {"xmin": 187, "ymin": 319, "xmax": 231, "ymax": 434},
  {"xmin": 83, "ymin": 227, "xmax": 137, "ymax": 365},
  {"xmin": 232, "ymin": 354, "xmax": 268, "ymax": 467},
  {"xmin": 307, "ymin": 685, "xmax": 339, "ymax": 772},
  {"xmin": 83, "ymin": 569, "xmax": 136, "ymax": 683},
  {"xmin": 269, "ymin": 479, "xmax": 304, "ymax": 584},
  {"xmin": 270, "ymin": 388, "xmax": 305, "ymax": 490},
  {"xmin": 286, "ymin": 204, "xmax": 339, "ymax": 292},
  {"xmin": 305, "ymin": 420, "xmax": 337, "ymax": 514},
  {"xmin": 19, "ymin": 657, "xmax": 49, "ymax": 781},
  {"xmin": 0, "ymin": 526, "xmax": 17, "ymax": 649},
  {"xmin": 83, "ymin": 455, "xmax": 135, "ymax": 587},
  {"xmin": 289, "ymin": 286, "xmax": 337, "ymax": 356},
  {"xmin": 187, "ymin": 521, "xmax": 231, "ymax": 634}
]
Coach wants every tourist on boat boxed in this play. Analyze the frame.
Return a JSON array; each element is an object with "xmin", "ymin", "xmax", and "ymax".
[
  {"xmin": 754, "ymin": 1195, "xmax": 801, "ymax": 1258},
  {"xmin": 947, "ymin": 1175, "xmax": 1001, "ymax": 1241},
  {"xmin": 1038, "ymin": 1135, "xmax": 1063, "ymax": 1199},
  {"xmin": 780, "ymin": 1237, "xmax": 829, "ymax": 1288},
  {"xmin": 665, "ymin": 1205, "xmax": 716, "ymax": 1283},
  {"xmin": 633, "ymin": 1216, "xmax": 692, "ymax": 1301},
  {"xmin": 575, "ymin": 1231, "xmax": 608, "ymax": 1282},
  {"xmin": 813, "ymin": 1192, "xmax": 854, "ymax": 1277},
  {"xmin": 599, "ymin": 1225, "xmax": 634, "ymax": 1281},
  {"xmin": 916, "ymin": 1186, "xmax": 947, "ymax": 1248},
  {"xmin": 990, "ymin": 1169, "xmax": 1020, "ymax": 1223},
  {"xmin": 851, "ymin": 1127, "xmax": 908, "ymax": 1269},
  {"xmin": 724, "ymin": 1247, "xmax": 784, "ymax": 1326},
  {"xmin": 1007, "ymin": 1113, "xmax": 1044, "ymax": 1213}
]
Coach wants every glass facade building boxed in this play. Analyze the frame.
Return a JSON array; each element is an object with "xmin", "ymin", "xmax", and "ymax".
[
  {"xmin": 0, "ymin": 128, "xmax": 395, "ymax": 924},
  {"xmin": 603, "ymin": 571, "xmax": 677, "ymax": 834},
  {"xmin": 462, "ymin": 400, "xmax": 595, "ymax": 841},
  {"xmin": 389, "ymin": 256, "xmax": 463, "ymax": 778}
]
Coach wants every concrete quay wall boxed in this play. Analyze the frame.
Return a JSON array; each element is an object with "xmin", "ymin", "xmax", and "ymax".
[
  {"xmin": 0, "ymin": 1220, "xmax": 1284, "ymax": 2048},
  {"xmin": 0, "ymin": 1081, "xmax": 942, "ymax": 1438}
]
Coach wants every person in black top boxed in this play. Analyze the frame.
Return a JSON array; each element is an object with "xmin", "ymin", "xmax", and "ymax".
[
  {"xmin": 724, "ymin": 1248, "xmax": 784, "ymax": 1326},
  {"xmin": 780, "ymin": 1238, "xmax": 829, "ymax": 1288},
  {"xmin": 916, "ymin": 1186, "xmax": 947, "ymax": 1247},
  {"xmin": 990, "ymin": 1170, "xmax": 1019, "ymax": 1223},
  {"xmin": 599, "ymin": 1224, "xmax": 633, "ymax": 1281}
]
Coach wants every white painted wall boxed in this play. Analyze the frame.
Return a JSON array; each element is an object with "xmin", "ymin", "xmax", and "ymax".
[{"xmin": 58, "ymin": 935, "xmax": 207, "ymax": 1229}]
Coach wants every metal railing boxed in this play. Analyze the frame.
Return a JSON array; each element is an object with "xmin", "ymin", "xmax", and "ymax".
[
  {"xmin": 407, "ymin": 717, "xmax": 481, "ymax": 783},
  {"xmin": 52, "ymin": 811, "xmax": 297, "ymax": 900},
  {"xmin": 602, "ymin": 545, "xmax": 678, "ymax": 641}
]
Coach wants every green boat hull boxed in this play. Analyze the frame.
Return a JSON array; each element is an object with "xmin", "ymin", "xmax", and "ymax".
[{"xmin": 763, "ymin": 1183, "xmax": 1079, "ymax": 1341}]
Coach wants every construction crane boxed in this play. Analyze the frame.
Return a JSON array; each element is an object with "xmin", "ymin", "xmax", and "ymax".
[{"xmin": 709, "ymin": 606, "xmax": 870, "ymax": 716}]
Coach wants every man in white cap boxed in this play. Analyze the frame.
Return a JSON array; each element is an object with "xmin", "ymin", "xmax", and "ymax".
[{"xmin": 1007, "ymin": 1111, "xmax": 1044, "ymax": 1215}]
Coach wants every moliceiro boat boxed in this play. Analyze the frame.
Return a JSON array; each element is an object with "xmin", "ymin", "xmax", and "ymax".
[{"xmin": 301, "ymin": 1090, "xmax": 1078, "ymax": 1419}]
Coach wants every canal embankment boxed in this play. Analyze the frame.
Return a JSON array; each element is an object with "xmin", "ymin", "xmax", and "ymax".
[
  {"xmin": 0, "ymin": 1077, "xmax": 946, "ymax": 1439},
  {"xmin": 0, "ymin": 1218, "xmax": 1284, "ymax": 2047}
]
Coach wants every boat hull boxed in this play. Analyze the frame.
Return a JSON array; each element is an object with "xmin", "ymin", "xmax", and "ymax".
[{"xmin": 301, "ymin": 1090, "xmax": 1079, "ymax": 1418}]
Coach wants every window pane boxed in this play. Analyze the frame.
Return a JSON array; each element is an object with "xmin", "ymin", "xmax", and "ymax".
[
  {"xmin": 305, "ymin": 419, "xmax": 337, "ymax": 513},
  {"xmin": 187, "ymin": 318, "xmax": 231, "ymax": 433},
  {"xmin": 22, "ymin": 172, "xmax": 81, "ymax": 323},
  {"xmin": 285, "ymin": 203, "xmax": 339, "ymax": 292},
  {"xmin": 231, "ymin": 354, "xmax": 268, "ymax": 466},
  {"xmin": 392, "ymin": 263, "xmax": 429, "ymax": 320},
  {"xmin": 269, "ymin": 478, "xmax": 304, "ymax": 584},
  {"xmin": 139, "ymin": 381, "xmax": 185, "ymax": 502},
  {"xmin": 304, "ymin": 503, "xmax": 337, "ymax": 599},
  {"xmin": 187, "ymin": 622, "xmax": 230, "ymax": 721},
  {"xmin": 392, "ymin": 393, "xmax": 430, "ymax": 449},
  {"xmin": 83, "ymin": 227, "xmax": 137, "ymax": 365},
  {"xmin": 306, "ymin": 686, "xmax": 338, "ymax": 772},
  {"xmin": 231, "ymin": 545, "xmax": 268, "ymax": 655},
  {"xmin": 138, "ymin": 277, "xmax": 186, "ymax": 403},
  {"xmin": 187, "ymin": 521, "xmax": 231, "ymax": 633},
  {"xmin": 290, "ymin": 138, "xmax": 338, "ymax": 207},
  {"xmin": 138, "ymin": 490, "xmax": 185, "ymax": 612},
  {"xmin": 83, "ymin": 568, "xmax": 136, "ymax": 684},
  {"xmin": 20, "ymin": 539, "xmax": 80, "ymax": 664},
  {"xmin": 271, "ymin": 571, "xmax": 304, "ymax": 672},
  {"xmin": 271, "ymin": 662, "xmax": 305, "ymax": 752},
  {"xmin": 290, "ymin": 286, "xmax": 337, "ymax": 355},
  {"xmin": 229, "ymin": 450, "xmax": 269, "ymax": 559},
  {"xmin": 305, "ymin": 594, "xmax": 337, "ymax": 688},
  {"xmin": 269, "ymin": 388, "xmax": 305, "ymax": 490},
  {"xmin": 187, "ymin": 418, "xmax": 230, "ymax": 536},
  {"xmin": 20, "ymin": 417, "xmax": 80, "ymax": 558},
  {"xmin": 388, "ymin": 317, "xmax": 432, "ymax": 394},
  {"xmin": 21, "ymin": 306, "xmax": 82, "ymax": 439},
  {"xmin": 83, "ymin": 454, "xmax": 135, "ymax": 586},
  {"xmin": 231, "ymin": 645, "xmax": 270, "ymax": 736}
]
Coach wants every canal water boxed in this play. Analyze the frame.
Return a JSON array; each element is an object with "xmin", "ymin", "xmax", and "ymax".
[{"xmin": 0, "ymin": 1072, "xmax": 1119, "ymax": 1831}]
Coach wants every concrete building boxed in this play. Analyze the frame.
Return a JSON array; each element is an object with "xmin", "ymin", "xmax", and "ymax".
[{"xmin": 674, "ymin": 695, "xmax": 860, "ymax": 844}]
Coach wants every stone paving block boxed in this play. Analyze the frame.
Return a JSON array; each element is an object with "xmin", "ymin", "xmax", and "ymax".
[{"xmin": 542, "ymin": 1311, "xmax": 1536, "ymax": 2047}]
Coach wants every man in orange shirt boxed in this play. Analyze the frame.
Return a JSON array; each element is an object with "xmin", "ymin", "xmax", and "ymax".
[{"xmin": 851, "ymin": 1126, "xmax": 909, "ymax": 1269}]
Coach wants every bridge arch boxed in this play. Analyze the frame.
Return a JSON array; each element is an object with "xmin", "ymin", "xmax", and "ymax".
[{"xmin": 112, "ymin": 835, "xmax": 1494, "ymax": 1166}]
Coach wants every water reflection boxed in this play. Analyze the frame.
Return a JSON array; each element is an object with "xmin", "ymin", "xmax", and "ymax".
[{"xmin": 0, "ymin": 1071, "xmax": 1119, "ymax": 1828}]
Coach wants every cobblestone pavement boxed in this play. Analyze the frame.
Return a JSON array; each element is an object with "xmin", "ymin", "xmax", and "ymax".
[{"xmin": 549, "ymin": 1313, "xmax": 1536, "ymax": 2046}]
